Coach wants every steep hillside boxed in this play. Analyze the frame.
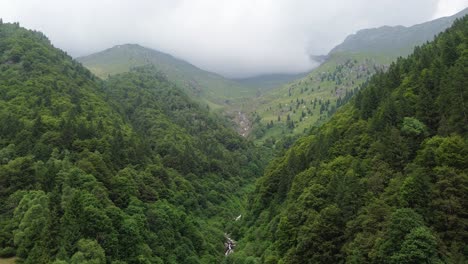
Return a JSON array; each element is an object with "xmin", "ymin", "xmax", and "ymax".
[
  {"xmin": 247, "ymin": 8, "xmax": 468, "ymax": 147},
  {"xmin": 234, "ymin": 16, "xmax": 467, "ymax": 263},
  {"xmin": 0, "ymin": 22, "xmax": 265, "ymax": 263},
  {"xmin": 77, "ymin": 44, "xmax": 257, "ymax": 109},
  {"xmin": 330, "ymin": 7, "xmax": 467, "ymax": 56},
  {"xmin": 246, "ymin": 52, "xmax": 391, "ymax": 147}
]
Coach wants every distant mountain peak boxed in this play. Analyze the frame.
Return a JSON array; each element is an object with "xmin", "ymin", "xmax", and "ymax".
[
  {"xmin": 113, "ymin": 43, "xmax": 140, "ymax": 49},
  {"xmin": 329, "ymin": 7, "xmax": 468, "ymax": 56},
  {"xmin": 77, "ymin": 42, "xmax": 256, "ymax": 107}
]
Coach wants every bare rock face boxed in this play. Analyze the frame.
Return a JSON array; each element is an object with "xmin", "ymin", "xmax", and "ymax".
[{"xmin": 224, "ymin": 233, "xmax": 236, "ymax": 256}]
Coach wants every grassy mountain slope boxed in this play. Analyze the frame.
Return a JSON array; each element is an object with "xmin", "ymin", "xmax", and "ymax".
[
  {"xmin": 0, "ymin": 22, "xmax": 266, "ymax": 263},
  {"xmin": 246, "ymin": 52, "xmax": 392, "ymax": 146},
  {"xmin": 77, "ymin": 44, "xmax": 257, "ymax": 109},
  {"xmin": 234, "ymin": 16, "xmax": 467, "ymax": 263},
  {"xmin": 234, "ymin": 72, "xmax": 309, "ymax": 92},
  {"xmin": 247, "ymin": 8, "xmax": 468, "ymax": 146},
  {"xmin": 331, "ymin": 7, "xmax": 468, "ymax": 56}
]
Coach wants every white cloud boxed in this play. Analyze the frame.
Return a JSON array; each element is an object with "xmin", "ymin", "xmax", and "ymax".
[
  {"xmin": 0, "ymin": 0, "xmax": 464, "ymax": 77},
  {"xmin": 433, "ymin": 0, "xmax": 467, "ymax": 18}
]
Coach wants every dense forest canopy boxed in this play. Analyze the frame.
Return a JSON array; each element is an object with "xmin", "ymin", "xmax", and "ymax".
[
  {"xmin": 0, "ymin": 21, "xmax": 266, "ymax": 263},
  {"xmin": 232, "ymin": 16, "xmax": 467, "ymax": 263}
]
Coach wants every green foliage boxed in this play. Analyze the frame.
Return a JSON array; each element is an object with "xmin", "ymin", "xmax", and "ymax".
[
  {"xmin": 401, "ymin": 117, "xmax": 427, "ymax": 136},
  {"xmin": 372, "ymin": 208, "xmax": 425, "ymax": 261},
  {"xmin": 390, "ymin": 226, "xmax": 439, "ymax": 264},
  {"xmin": 70, "ymin": 239, "xmax": 106, "ymax": 264},
  {"xmin": 12, "ymin": 191, "xmax": 50, "ymax": 263}
]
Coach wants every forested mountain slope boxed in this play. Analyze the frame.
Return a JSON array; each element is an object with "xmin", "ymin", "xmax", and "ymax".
[
  {"xmin": 234, "ymin": 16, "xmax": 468, "ymax": 263},
  {"xmin": 77, "ymin": 44, "xmax": 257, "ymax": 109},
  {"xmin": 0, "ymin": 22, "xmax": 265, "ymax": 263}
]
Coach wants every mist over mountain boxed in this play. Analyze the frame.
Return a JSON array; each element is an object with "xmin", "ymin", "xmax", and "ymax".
[{"xmin": 1, "ymin": 1, "xmax": 465, "ymax": 77}]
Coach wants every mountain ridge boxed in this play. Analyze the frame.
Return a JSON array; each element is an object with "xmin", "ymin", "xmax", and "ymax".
[
  {"xmin": 245, "ymin": 7, "xmax": 468, "ymax": 146},
  {"xmin": 77, "ymin": 43, "xmax": 257, "ymax": 109},
  {"xmin": 329, "ymin": 7, "xmax": 468, "ymax": 55}
]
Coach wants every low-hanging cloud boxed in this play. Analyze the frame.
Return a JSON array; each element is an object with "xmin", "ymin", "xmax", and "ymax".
[{"xmin": 0, "ymin": 0, "xmax": 466, "ymax": 77}]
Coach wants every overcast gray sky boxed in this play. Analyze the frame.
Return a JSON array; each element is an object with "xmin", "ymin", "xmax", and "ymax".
[{"xmin": 0, "ymin": 0, "xmax": 466, "ymax": 77}]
